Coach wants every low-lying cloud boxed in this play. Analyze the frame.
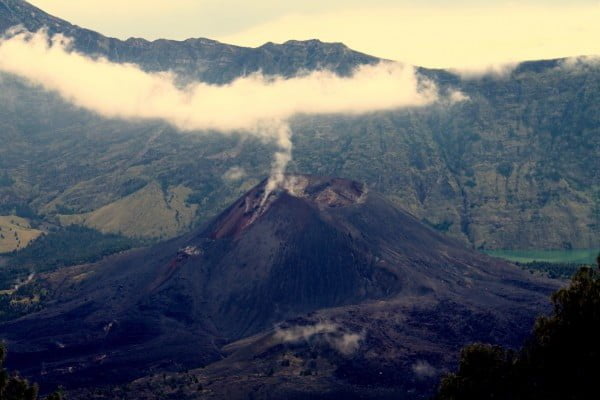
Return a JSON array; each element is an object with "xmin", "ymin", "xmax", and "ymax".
[
  {"xmin": 559, "ymin": 55, "xmax": 600, "ymax": 72},
  {"xmin": 223, "ymin": 166, "xmax": 247, "ymax": 182},
  {"xmin": 274, "ymin": 322, "xmax": 364, "ymax": 356},
  {"xmin": 454, "ymin": 55, "xmax": 600, "ymax": 80},
  {"xmin": 0, "ymin": 28, "xmax": 450, "ymax": 191},
  {"xmin": 0, "ymin": 29, "xmax": 440, "ymax": 128},
  {"xmin": 451, "ymin": 62, "xmax": 520, "ymax": 79},
  {"xmin": 412, "ymin": 359, "xmax": 437, "ymax": 379}
]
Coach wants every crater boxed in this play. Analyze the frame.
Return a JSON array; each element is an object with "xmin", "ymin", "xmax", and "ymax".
[{"xmin": 208, "ymin": 175, "xmax": 367, "ymax": 239}]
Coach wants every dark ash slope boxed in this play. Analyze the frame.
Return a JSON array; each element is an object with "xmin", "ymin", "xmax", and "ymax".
[{"xmin": 2, "ymin": 176, "xmax": 557, "ymax": 396}]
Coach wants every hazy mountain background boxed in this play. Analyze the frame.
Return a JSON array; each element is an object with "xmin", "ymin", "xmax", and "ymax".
[{"xmin": 0, "ymin": 0, "xmax": 598, "ymax": 259}]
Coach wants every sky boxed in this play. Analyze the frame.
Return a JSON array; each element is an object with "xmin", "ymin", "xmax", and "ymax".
[{"xmin": 25, "ymin": 0, "xmax": 600, "ymax": 69}]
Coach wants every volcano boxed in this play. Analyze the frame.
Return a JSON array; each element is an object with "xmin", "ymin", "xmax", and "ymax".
[{"xmin": 1, "ymin": 175, "xmax": 557, "ymax": 396}]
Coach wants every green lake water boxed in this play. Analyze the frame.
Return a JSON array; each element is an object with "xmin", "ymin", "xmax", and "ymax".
[{"xmin": 484, "ymin": 249, "xmax": 599, "ymax": 264}]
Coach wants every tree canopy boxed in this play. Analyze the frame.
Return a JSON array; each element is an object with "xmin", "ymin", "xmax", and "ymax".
[
  {"xmin": 0, "ymin": 344, "xmax": 61, "ymax": 400},
  {"xmin": 436, "ymin": 256, "xmax": 600, "ymax": 400}
]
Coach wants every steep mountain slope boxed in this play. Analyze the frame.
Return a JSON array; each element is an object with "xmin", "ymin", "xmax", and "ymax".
[
  {"xmin": 291, "ymin": 64, "xmax": 600, "ymax": 249},
  {"xmin": 1, "ymin": 176, "xmax": 556, "ymax": 397},
  {"xmin": 0, "ymin": 0, "xmax": 598, "ymax": 255}
]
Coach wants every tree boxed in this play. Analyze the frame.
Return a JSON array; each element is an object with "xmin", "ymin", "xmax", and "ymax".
[
  {"xmin": 0, "ymin": 344, "xmax": 62, "ymax": 400},
  {"xmin": 436, "ymin": 344, "xmax": 515, "ymax": 400},
  {"xmin": 436, "ymin": 255, "xmax": 600, "ymax": 400}
]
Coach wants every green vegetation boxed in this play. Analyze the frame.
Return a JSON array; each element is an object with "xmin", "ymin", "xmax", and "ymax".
[
  {"xmin": 424, "ymin": 219, "xmax": 454, "ymax": 233},
  {"xmin": 485, "ymin": 249, "xmax": 599, "ymax": 264},
  {"xmin": 118, "ymin": 178, "xmax": 149, "ymax": 197},
  {"xmin": 0, "ymin": 225, "xmax": 137, "ymax": 288},
  {"xmin": 518, "ymin": 261, "xmax": 583, "ymax": 279},
  {"xmin": 0, "ymin": 286, "xmax": 45, "ymax": 323},
  {"xmin": 0, "ymin": 206, "xmax": 39, "ymax": 221},
  {"xmin": 54, "ymin": 205, "xmax": 77, "ymax": 216},
  {"xmin": 0, "ymin": 225, "xmax": 138, "ymax": 321},
  {"xmin": 495, "ymin": 162, "xmax": 513, "ymax": 178},
  {"xmin": 435, "ymin": 257, "xmax": 600, "ymax": 400},
  {"xmin": 0, "ymin": 173, "xmax": 14, "ymax": 187},
  {"xmin": 8, "ymin": 225, "xmax": 136, "ymax": 273},
  {"xmin": 0, "ymin": 343, "xmax": 62, "ymax": 400}
]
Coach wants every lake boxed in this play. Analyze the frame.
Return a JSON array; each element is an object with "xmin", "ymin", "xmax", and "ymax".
[{"xmin": 484, "ymin": 249, "xmax": 599, "ymax": 264}]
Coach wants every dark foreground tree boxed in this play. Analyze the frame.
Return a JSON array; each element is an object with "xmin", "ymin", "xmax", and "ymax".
[
  {"xmin": 0, "ymin": 344, "xmax": 62, "ymax": 400},
  {"xmin": 436, "ymin": 257, "xmax": 600, "ymax": 400}
]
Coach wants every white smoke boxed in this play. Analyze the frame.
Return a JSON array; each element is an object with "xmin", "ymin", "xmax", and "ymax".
[
  {"xmin": 0, "ymin": 28, "xmax": 457, "ymax": 192},
  {"xmin": 12, "ymin": 273, "xmax": 35, "ymax": 292},
  {"xmin": 222, "ymin": 166, "xmax": 247, "ymax": 182},
  {"xmin": 412, "ymin": 360, "xmax": 437, "ymax": 379},
  {"xmin": 448, "ymin": 90, "xmax": 470, "ymax": 103},
  {"xmin": 261, "ymin": 122, "xmax": 293, "ymax": 201},
  {"xmin": 274, "ymin": 321, "xmax": 364, "ymax": 355}
]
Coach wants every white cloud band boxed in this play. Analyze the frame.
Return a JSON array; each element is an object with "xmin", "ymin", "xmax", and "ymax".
[{"xmin": 0, "ymin": 28, "xmax": 444, "ymax": 191}]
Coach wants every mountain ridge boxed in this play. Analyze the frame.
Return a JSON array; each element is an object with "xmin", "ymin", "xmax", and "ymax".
[
  {"xmin": 0, "ymin": 0, "xmax": 379, "ymax": 83},
  {"xmin": 0, "ymin": 0, "xmax": 586, "ymax": 80}
]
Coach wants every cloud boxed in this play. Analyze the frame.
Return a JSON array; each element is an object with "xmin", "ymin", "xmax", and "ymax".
[
  {"xmin": 332, "ymin": 331, "xmax": 363, "ymax": 355},
  {"xmin": 450, "ymin": 62, "xmax": 520, "ymax": 79},
  {"xmin": 12, "ymin": 273, "xmax": 35, "ymax": 292},
  {"xmin": 558, "ymin": 55, "xmax": 600, "ymax": 72},
  {"xmin": 0, "ymin": 30, "xmax": 439, "ymax": 132},
  {"xmin": 448, "ymin": 90, "xmax": 470, "ymax": 103},
  {"xmin": 412, "ymin": 360, "xmax": 437, "ymax": 379},
  {"xmin": 0, "ymin": 29, "xmax": 444, "ymax": 191},
  {"xmin": 456, "ymin": 54, "xmax": 600, "ymax": 79},
  {"xmin": 223, "ymin": 167, "xmax": 247, "ymax": 181},
  {"xmin": 274, "ymin": 322, "xmax": 364, "ymax": 355}
]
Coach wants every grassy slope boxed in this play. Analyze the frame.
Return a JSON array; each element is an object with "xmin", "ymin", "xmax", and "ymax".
[
  {"xmin": 59, "ymin": 182, "xmax": 198, "ymax": 240},
  {"xmin": 0, "ymin": 216, "xmax": 43, "ymax": 253}
]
